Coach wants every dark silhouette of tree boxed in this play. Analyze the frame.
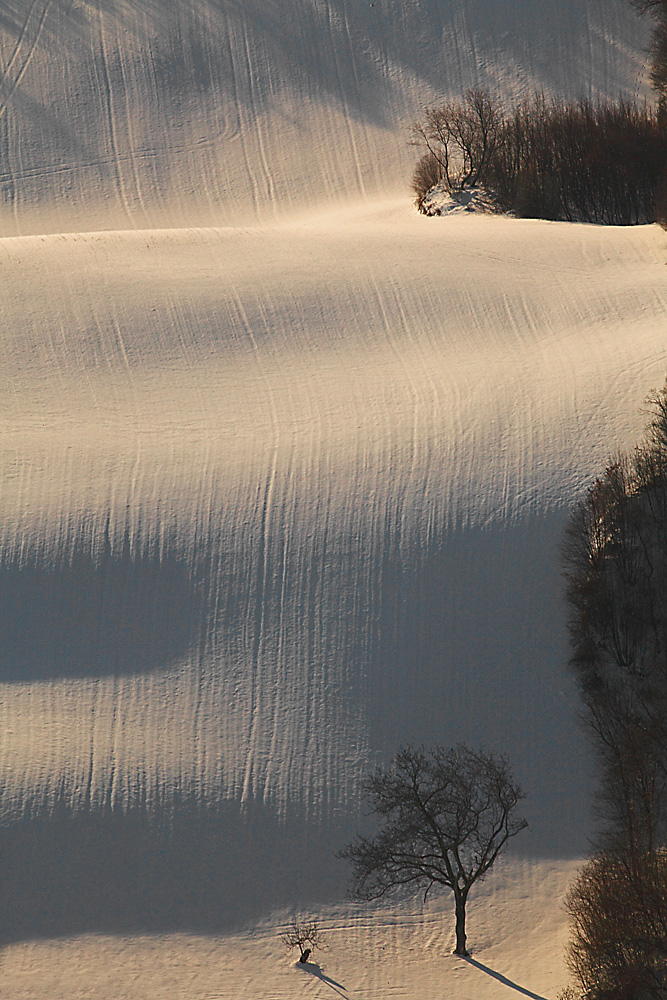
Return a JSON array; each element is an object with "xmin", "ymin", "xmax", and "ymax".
[
  {"xmin": 411, "ymin": 151, "xmax": 445, "ymax": 211},
  {"xmin": 339, "ymin": 744, "xmax": 527, "ymax": 956},
  {"xmin": 280, "ymin": 918, "xmax": 326, "ymax": 963},
  {"xmin": 631, "ymin": 0, "xmax": 667, "ymax": 111},
  {"xmin": 411, "ymin": 90, "xmax": 504, "ymax": 195},
  {"xmin": 411, "ymin": 93, "xmax": 667, "ymax": 224},
  {"xmin": 563, "ymin": 385, "xmax": 667, "ymax": 856},
  {"xmin": 562, "ymin": 384, "xmax": 667, "ymax": 999}
]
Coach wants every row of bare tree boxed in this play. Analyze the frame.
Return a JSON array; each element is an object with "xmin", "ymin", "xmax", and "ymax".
[
  {"xmin": 411, "ymin": 91, "xmax": 667, "ymax": 225},
  {"xmin": 556, "ymin": 7, "xmax": 667, "ymax": 989},
  {"xmin": 562, "ymin": 388, "xmax": 667, "ymax": 998}
]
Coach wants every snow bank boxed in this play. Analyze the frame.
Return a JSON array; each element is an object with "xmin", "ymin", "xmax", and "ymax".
[{"xmin": 419, "ymin": 184, "xmax": 502, "ymax": 215}]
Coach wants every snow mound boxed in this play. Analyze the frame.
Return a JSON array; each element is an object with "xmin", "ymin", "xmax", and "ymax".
[{"xmin": 419, "ymin": 184, "xmax": 503, "ymax": 216}]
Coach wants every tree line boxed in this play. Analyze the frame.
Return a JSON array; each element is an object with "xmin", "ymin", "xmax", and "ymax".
[
  {"xmin": 412, "ymin": 0, "xmax": 667, "ymax": 227},
  {"xmin": 562, "ymin": 385, "xmax": 667, "ymax": 999},
  {"xmin": 411, "ymin": 90, "xmax": 667, "ymax": 226}
]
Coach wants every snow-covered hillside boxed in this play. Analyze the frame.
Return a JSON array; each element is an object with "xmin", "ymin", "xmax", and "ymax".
[
  {"xmin": 0, "ymin": 0, "xmax": 650, "ymax": 235},
  {"xmin": 1, "ymin": 1, "xmax": 665, "ymax": 996}
]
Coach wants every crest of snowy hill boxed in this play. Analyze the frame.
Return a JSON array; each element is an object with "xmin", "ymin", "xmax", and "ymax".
[{"xmin": 0, "ymin": 0, "xmax": 665, "ymax": 953}]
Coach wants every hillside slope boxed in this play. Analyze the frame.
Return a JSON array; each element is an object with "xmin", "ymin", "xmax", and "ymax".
[
  {"xmin": 0, "ymin": 0, "xmax": 650, "ymax": 235},
  {"xmin": 1, "ymin": 4, "xmax": 665, "ymax": 996},
  {"xmin": 3, "ymin": 204, "xmax": 666, "ymax": 942}
]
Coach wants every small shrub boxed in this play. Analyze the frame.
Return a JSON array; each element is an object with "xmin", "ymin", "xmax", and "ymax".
[
  {"xmin": 557, "ymin": 988, "xmax": 581, "ymax": 1000},
  {"xmin": 412, "ymin": 151, "xmax": 444, "ymax": 209}
]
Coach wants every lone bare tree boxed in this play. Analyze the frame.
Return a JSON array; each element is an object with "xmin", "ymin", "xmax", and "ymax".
[
  {"xmin": 280, "ymin": 918, "xmax": 326, "ymax": 964},
  {"xmin": 339, "ymin": 744, "xmax": 527, "ymax": 956}
]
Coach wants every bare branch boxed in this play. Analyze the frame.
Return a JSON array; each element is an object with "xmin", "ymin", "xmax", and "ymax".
[{"xmin": 338, "ymin": 744, "xmax": 527, "ymax": 955}]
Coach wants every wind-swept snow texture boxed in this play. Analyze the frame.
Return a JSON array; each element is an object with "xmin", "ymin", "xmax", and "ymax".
[{"xmin": 0, "ymin": 0, "xmax": 665, "ymax": 947}]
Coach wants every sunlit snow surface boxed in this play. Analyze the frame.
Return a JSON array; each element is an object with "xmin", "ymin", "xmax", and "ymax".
[{"xmin": 0, "ymin": 0, "xmax": 665, "ymax": 985}]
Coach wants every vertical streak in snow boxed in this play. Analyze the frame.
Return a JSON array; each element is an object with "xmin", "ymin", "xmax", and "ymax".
[
  {"xmin": 0, "ymin": 0, "xmax": 51, "ymax": 120},
  {"xmin": 97, "ymin": 10, "xmax": 135, "ymax": 228},
  {"xmin": 117, "ymin": 37, "xmax": 151, "ymax": 229},
  {"xmin": 230, "ymin": 291, "xmax": 282, "ymax": 806},
  {"xmin": 241, "ymin": 18, "xmax": 276, "ymax": 214},
  {"xmin": 324, "ymin": 1, "xmax": 366, "ymax": 198},
  {"xmin": 225, "ymin": 21, "xmax": 261, "ymax": 217}
]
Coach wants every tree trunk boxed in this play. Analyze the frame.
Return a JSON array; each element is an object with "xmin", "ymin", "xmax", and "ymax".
[{"xmin": 454, "ymin": 891, "xmax": 469, "ymax": 956}]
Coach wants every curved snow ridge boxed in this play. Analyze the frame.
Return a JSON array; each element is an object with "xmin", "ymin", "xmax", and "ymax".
[{"xmin": 0, "ymin": 0, "xmax": 650, "ymax": 235}]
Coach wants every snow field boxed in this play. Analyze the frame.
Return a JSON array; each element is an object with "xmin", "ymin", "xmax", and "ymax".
[
  {"xmin": 0, "ymin": 0, "xmax": 665, "ymax": 996},
  {"xmin": 0, "ymin": 1, "xmax": 650, "ymax": 235},
  {"xmin": 0, "ymin": 858, "xmax": 579, "ymax": 1000}
]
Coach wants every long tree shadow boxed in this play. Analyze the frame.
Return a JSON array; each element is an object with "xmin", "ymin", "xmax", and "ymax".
[
  {"xmin": 297, "ymin": 961, "xmax": 348, "ymax": 997},
  {"xmin": 463, "ymin": 956, "xmax": 548, "ymax": 1000},
  {"xmin": 0, "ymin": 536, "xmax": 205, "ymax": 681}
]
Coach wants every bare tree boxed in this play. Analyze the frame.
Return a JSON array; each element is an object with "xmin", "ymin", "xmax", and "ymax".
[
  {"xmin": 280, "ymin": 918, "xmax": 326, "ymax": 964},
  {"xmin": 630, "ymin": 0, "xmax": 667, "ymax": 111},
  {"xmin": 565, "ymin": 850, "xmax": 667, "ymax": 1000},
  {"xmin": 411, "ymin": 90, "xmax": 504, "ymax": 194},
  {"xmin": 563, "ymin": 385, "xmax": 667, "ymax": 855},
  {"xmin": 411, "ymin": 151, "xmax": 444, "ymax": 209},
  {"xmin": 562, "ymin": 384, "xmax": 667, "ymax": 998},
  {"xmin": 412, "ymin": 88, "xmax": 666, "ymax": 222},
  {"xmin": 489, "ymin": 96, "xmax": 666, "ymax": 224},
  {"xmin": 338, "ymin": 744, "xmax": 527, "ymax": 956}
]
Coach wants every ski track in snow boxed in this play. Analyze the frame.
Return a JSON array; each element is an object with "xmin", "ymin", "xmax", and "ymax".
[{"xmin": 0, "ymin": 1, "xmax": 665, "ymax": 992}]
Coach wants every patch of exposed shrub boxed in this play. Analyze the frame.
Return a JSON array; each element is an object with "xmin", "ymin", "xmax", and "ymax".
[{"xmin": 411, "ymin": 151, "xmax": 444, "ymax": 211}]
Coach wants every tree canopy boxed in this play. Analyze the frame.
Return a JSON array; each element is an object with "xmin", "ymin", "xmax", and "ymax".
[{"xmin": 339, "ymin": 744, "xmax": 527, "ymax": 955}]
